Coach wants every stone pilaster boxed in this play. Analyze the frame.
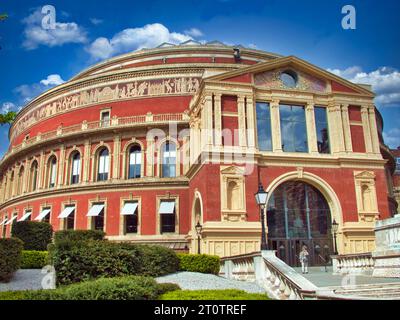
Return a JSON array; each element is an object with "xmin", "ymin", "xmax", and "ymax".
[
  {"xmin": 305, "ymin": 102, "xmax": 318, "ymax": 154},
  {"xmin": 270, "ymin": 99, "xmax": 282, "ymax": 152},
  {"xmin": 361, "ymin": 106, "xmax": 373, "ymax": 153},
  {"xmin": 214, "ymin": 94, "xmax": 222, "ymax": 147},
  {"xmin": 341, "ymin": 104, "xmax": 353, "ymax": 152},
  {"xmin": 22, "ymin": 159, "xmax": 29, "ymax": 193},
  {"xmin": 246, "ymin": 95, "xmax": 256, "ymax": 149},
  {"xmin": 204, "ymin": 95, "xmax": 213, "ymax": 147},
  {"xmin": 238, "ymin": 95, "xmax": 247, "ymax": 147},
  {"xmin": 328, "ymin": 103, "xmax": 345, "ymax": 154},
  {"xmin": 83, "ymin": 140, "xmax": 91, "ymax": 183},
  {"xmin": 112, "ymin": 135, "xmax": 121, "ymax": 180},
  {"xmin": 368, "ymin": 107, "xmax": 381, "ymax": 154},
  {"xmin": 58, "ymin": 145, "xmax": 65, "ymax": 187},
  {"xmin": 38, "ymin": 151, "xmax": 45, "ymax": 190},
  {"xmin": 146, "ymin": 137, "xmax": 154, "ymax": 177}
]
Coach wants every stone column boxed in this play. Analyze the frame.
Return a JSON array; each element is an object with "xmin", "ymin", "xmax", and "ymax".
[
  {"xmin": 270, "ymin": 99, "xmax": 282, "ymax": 152},
  {"xmin": 361, "ymin": 106, "xmax": 373, "ymax": 153},
  {"xmin": 58, "ymin": 145, "xmax": 65, "ymax": 187},
  {"xmin": 238, "ymin": 95, "xmax": 247, "ymax": 148},
  {"xmin": 214, "ymin": 94, "xmax": 222, "ymax": 147},
  {"xmin": 146, "ymin": 137, "xmax": 154, "ymax": 177},
  {"xmin": 305, "ymin": 102, "xmax": 318, "ymax": 154},
  {"xmin": 82, "ymin": 140, "xmax": 91, "ymax": 183},
  {"xmin": 22, "ymin": 159, "xmax": 29, "ymax": 193},
  {"xmin": 341, "ymin": 104, "xmax": 353, "ymax": 152},
  {"xmin": 368, "ymin": 107, "xmax": 381, "ymax": 154},
  {"xmin": 246, "ymin": 95, "xmax": 256, "ymax": 149},
  {"xmin": 182, "ymin": 135, "xmax": 190, "ymax": 174},
  {"xmin": 112, "ymin": 135, "xmax": 121, "ymax": 180}
]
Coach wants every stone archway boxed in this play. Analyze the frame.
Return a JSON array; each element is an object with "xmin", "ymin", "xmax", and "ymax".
[
  {"xmin": 190, "ymin": 191, "xmax": 203, "ymax": 254},
  {"xmin": 265, "ymin": 171, "xmax": 343, "ymax": 265}
]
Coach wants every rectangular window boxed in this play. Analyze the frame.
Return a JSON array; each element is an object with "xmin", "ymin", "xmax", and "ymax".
[
  {"xmin": 101, "ymin": 111, "xmax": 110, "ymax": 127},
  {"xmin": 121, "ymin": 201, "xmax": 139, "ymax": 234},
  {"xmin": 50, "ymin": 161, "xmax": 57, "ymax": 188},
  {"xmin": 159, "ymin": 200, "xmax": 176, "ymax": 233},
  {"xmin": 72, "ymin": 157, "xmax": 80, "ymax": 184},
  {"xmin": 314, "ymin": 107, "xmax": 330, "ymax": 154},
  {"xmin": 87, "ymin": 203, "xmax": 105, "ymax": 231},
  {"xmin": 129, "ymin": 151, "xmax": 141, "ymax": 179},
  {"xmin": 256, "ymin": 102, "xmax": 272, "ymax": 151},
  {"xmin": 37, "ymin": 208, "xmax": 51, "ymax": 223},
  {"xmin": 59, "ymin": 206, "xmax": 75, "ymax": 230},
  {"xmin": 280, "ymin": 104, "xmax": 308, "ymax": 153},
  {"xmin": 396, "ymin": 158, "xmax": 400, "ymax": 173}
]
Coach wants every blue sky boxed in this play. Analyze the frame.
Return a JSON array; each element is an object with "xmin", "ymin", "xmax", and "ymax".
[{"xmin": 1, "ymin": 0, "xmax": 400, "ymax": 156}]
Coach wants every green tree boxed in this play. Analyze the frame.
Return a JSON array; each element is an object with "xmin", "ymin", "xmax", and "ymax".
[{"xmin": 0, "ymin": 112, "xmax": 16, "ymax": 125}]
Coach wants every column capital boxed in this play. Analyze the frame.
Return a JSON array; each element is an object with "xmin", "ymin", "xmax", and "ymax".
[{"xmin": 270, "ymin": 99, "xmax": 280, "ymax": 107}]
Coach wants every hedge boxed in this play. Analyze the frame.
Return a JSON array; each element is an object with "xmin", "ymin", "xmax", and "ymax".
[
  {"xmin": 51, "ymin": 240, "xmax": 142, "ymax": 285},
  {"xmin": 178, "ymin": 254, "xmax": 220, "ymax": 275},
  {"xmin": 54, "ymin": 230, "xmax": 105, "ymax": 244},
  {"xmin": 11, "ymin": 221, "xmax": 53, "ymax": 251},
  {"xmin": 51, "ymin": 240, "xmax": 179, "ymax": 285},
  {"xmin": 160, "ymin": 289, "xmax": 270, "ymax": 300},
  {"xmin": 21, "ymin": 251, "xmax": 48, "ymax": 269},
  {"xmin": 0, "ymin": 238, "xmax": 24, "ymax": 282},
  {"xmin": 0, "ymin": 277, "xmax": 181, "ymax": 300},
  {"xmin": 136, "ymin": 245, "xmax": 180, "ymax": 277}
]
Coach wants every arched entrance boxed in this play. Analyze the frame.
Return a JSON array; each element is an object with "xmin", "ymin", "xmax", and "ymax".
[
  {"xmin": 191, "ymin": 191, "xmax": 203, "ymax": 254},
  {"xmin": 267, "ymin": 181, "xmax": 333, "ymax": 267}
]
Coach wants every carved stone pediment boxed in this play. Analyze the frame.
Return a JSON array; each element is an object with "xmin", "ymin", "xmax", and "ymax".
[
  {"xmin": 220, "ymin": 166, "xmax": 245, "ymax": 176},
  {"xmin": 354, "ymin": 171, "xmax": 376, "ymax": 180}
]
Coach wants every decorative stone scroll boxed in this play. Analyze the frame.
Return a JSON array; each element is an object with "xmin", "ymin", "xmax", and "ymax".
[
  {"xmin": 12, "ymin": 77, "xmax": 201, "ymax": 140},
  {"xmin": 254, "ymin": 68, "xmax": 328, "ymax": 93}
]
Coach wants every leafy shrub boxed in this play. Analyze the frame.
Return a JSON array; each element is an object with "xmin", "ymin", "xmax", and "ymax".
[
  {"xmin": 156, "ymin": 283, "xmax": 181, "ymax": 295},
  {"xmin": 1, "ymin": 276, "xmax": 166, "ymax": 300},
  {"xmin": 60, "ymin": 276, "xmax": 160, "ymax": 300},
  {"xmin": 54, "ymin": 230, "xmax": 105, "ymax": 244},
  {"xmin": 0, "ymin": 238, "xmax": 24, "ymax": 282},
  {"xmin": 160, "ymin": 289, "xmax": 270, "ymax": 300},
  {"xmin": 0, "ymin": 291, "xmax": 28, "ymax": 300},
  {"xmin": 21, "ymin": 251, "xmax": 48, "ymax": 269},
  {"xmin": 52, "ymin": 240, "xmax": 141, "ymax": 285},
  {"xmin": 136, "ymin": 245, "xmax": 180, "ymax": 277},
  {"xmin": 178, "ymin": 254, "xmax": 220, "ymax": 275},
  {"xmin": 11, "ymin": 221, "xmax": 53, "ymax": 251}
]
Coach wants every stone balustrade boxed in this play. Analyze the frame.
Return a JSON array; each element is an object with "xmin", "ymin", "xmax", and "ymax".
[
  {"xmin": 1, "ymin": 112, "xmax": 188, "ymax": 165},
  {"xmin": 331, "ymin": 253, "xmax": 374, "ymax": 275},
  {"xmin": 220, "ymin": 251, "xmax": 318, "ymax": 300}
]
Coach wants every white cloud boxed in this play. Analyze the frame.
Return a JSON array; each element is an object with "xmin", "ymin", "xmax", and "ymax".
[
  {"xmin": 184, "ymin": 28, "xmax": 203, "ymax": 37},
  {"xmin": 86, "ymin": 23, "xmax": 195, "ymax": 61},
  {"xmin": 90, "ymin": 18, "xmax": 103, "ymax": 25},
  {"xmin": 22, "ymin": 8, "xmax": 87, "ymax": 50},
  {"xmin": 14, "ymin": 74, "xmax": 65, "ymax": 103},
  {"xmin": 1, "ymin": 102, "xmax": 21, "ymax": 113},
  {"xmin": 327, "ymin": 66, "xmax": 400, "ymax": 107},
  {"xmin": 383, "ymin": 128, "xmax": 400, "ymax": 149},
  {"xmin": 40, "ymin": 74, "xmax": 65, "ymax": 86}
]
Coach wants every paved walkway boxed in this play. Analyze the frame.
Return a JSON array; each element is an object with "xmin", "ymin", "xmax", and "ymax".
[
  {"xmin": 0, "ymin": 270, "xmax": 44, "ymax": 292},
  {"xmin": 156, "ymin": 272, "xmax": 266, "ymax": 293},
  {"xmin": 293, "ymin": 267, "xmax": 400, "ymax": 288}
]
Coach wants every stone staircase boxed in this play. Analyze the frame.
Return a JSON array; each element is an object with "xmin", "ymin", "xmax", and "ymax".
[{"xmin": 316, "ymin": 283, "xmax": 400, "ymax": 300}]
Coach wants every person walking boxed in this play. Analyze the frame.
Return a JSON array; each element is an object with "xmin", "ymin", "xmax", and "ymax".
[{"xmin": 299, "ymin": 245, "xmax": 309, "ymax": 274}]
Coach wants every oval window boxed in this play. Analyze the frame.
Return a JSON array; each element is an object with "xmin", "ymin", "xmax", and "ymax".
[{"xmin": 280, "ymin": 71, "xmax": 297, "ymax": 88}]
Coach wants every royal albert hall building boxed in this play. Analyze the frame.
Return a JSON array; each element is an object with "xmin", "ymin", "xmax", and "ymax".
[{"xmin": 0, "ymin": 41, "xmax": 394, "ymax": 266}]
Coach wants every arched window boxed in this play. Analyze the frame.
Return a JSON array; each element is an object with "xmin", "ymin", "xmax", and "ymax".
[
  {"xmin": 17, "ymin": 166, "xmax": 24, "ymax": 195},
  {"xmin": 128, "ymin": 145, "xmax": 141, "ymax": 179},
  {"xmin": 71, "ymin": 152, "xmax": 81, "ymax": 185},
  {"xmin": 161, "ymin": 142, "xmax": 176, "ymax": 178},
  {"xmin": 97, "ymin": 148, "xmax": 109, "ymax": 181},
  {"xmin": 48, "ymin": 156, "xmax": 57, "ymax": 188},
  {"xmin": 30, "ymin": 161, "xmax": 38, "ymax": 192},
  {"xmin": 267, "ymin": 181, "xmax": 331, "ymax": 239}
]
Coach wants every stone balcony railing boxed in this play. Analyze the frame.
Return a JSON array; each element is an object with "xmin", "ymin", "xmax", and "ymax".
[
  {"xmin": 220, "ymin": 251, "xmax": 318, "ymax": 300},
  {"xmin": 331, "ymin": 253, "xmax": 375, "ymax": 276},
  {"xmin": 1, "ymin": 112, "xmax": 189, "ymax": 165}
]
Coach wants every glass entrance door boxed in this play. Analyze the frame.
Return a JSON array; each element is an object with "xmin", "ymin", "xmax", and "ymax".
[{"xmin": 267, "ymin": 181, "xmax": 333, "ymax": 267}]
